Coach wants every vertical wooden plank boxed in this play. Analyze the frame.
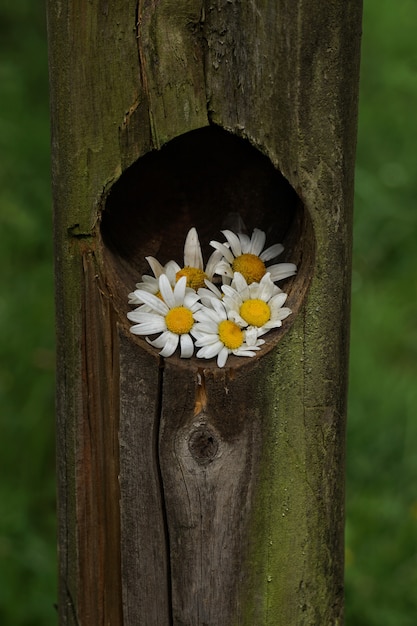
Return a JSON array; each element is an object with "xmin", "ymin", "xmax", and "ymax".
[
  {"xmin": 78, "ymin": 250, "xmax": 122, "ymax": 624},
  {"xmin": 118, "ymin": 334, "xmax": 171, "ymax": 625},
  {"xmin": 47, "ymin": 2, "xmax": 149, "ymax": 622},
  {"xmin": 158, "ymin": 360, "xmax": 266, "ymax": 625}
]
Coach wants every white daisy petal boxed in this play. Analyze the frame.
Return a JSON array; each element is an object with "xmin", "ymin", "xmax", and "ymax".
[
  {"xmin": 268, "ymin": 263, "xmax": 297, "ymax": 282},
  {"xmin": 165, "ymin": 260, "xmax": 182, "ymax": 283},
  {"xmin": 269, "ymin": 292, "xmax": 288, "ymax": 308},
  {"xmin": 183, "ymin": 227, "xmax": 204, "ymax": 269},
  {"xmin": 221, "ymin": 289, "xmax": 240, "ymax": 307},
  {"xmin": 222, "ymin": 230, "xmax": 242, "ymax": 257},
  {"xmin": 173, "ymin": 276, "xmax": 187, "ymax": 305},
  {"xmin": 269, "ymin": 306, "xmax": 292, "ymax": 322},
  {"xmin": 222, "ymin": 295, "xmax": 242, "ymax": 316},
  {"xmin": 158, "ymin": 332, "xmax": 179, "ymax": 357},
  {"xmin": 197, "ymin": 341, "xmax": 224, "ymax": 359},
  {"xmin": 198, "ymin": 286, "xmax": 222, "ymax": 306},
  {"xmin": 143, "ymin": 258, "xmax": 181, "ymax": 284},
  {"xmin": 233, "ymin": 348, "xmax": 258, "ymax": 357},
  {"xmin": 258, "ymin": 273, "xmax": 279, "ymax": 301},
  {"xmin": 259, "ymin": 242, "xmax": 284, "ymax": 262},
  {"xmin": 213, "ymin": 261, "xmax": 234, "ymax": 279},
  {"xmin": 210, "ymin": 241, "xmax": 235, "ymax": 264},
  {"xmin": 228, "ymin": 310, "xmax": 247, "ymax": 326},
  {"xmin": 194, "ymin": 307, "xmax": 220, "ymax": 323},
  {"xmin": 249, "ymin": 228, "xmax": 266, "ymax": 255},
  {"xmin": 204, "ymin": 249, "xmax": 223, "ymax": 280},
  {"xmin": 193, "ymin": 331, "xmax": 221, "ymax": 346},
  {"xmin": 245, "ymin": 327, "xmax": 258, "ymax": 346},
  {"xmin": 261, "ymin": 319, "xmax": 283, "ymax": 332},
  {"xmin": 127, "ymin": 310, "xmax": 162, "ymax": 324},
  {"xmin": 217, "ymin": 347, "xmax": 229, "ymax": 368},
  {"xmin": 221, "ymin": 284, "xmax": 238, "ymax": 299},
  {"xmin": 159, "ymin": 274, "xmax": 176, "ymax": 308},
  {"xmin": 128, "ymin": 289, "xmax": 151, "ymax": 304},
  {"xmin": 237, "ymin": 232, "xmax": 250, "ymax": 251},
  {"xmin": 183, "ymin": 290, "xmax": 201, "ymax": 309},
  {"xmin": 129, "ymin": 284, "xmax": 155, "ymax": 302},
  {"xmin": 140, "ymin": 275, "xmax": 156, "ymax": 285},
  {"xmin": 145, "ymin": 256, "xmax": 165, "ymax": 278},
  {"xmin": 190, "ymin": 330, "xmax": 209, "ymax": 342},
  {"xmin": 231, "ymin": 272, "xmax": 250, "ymax": 300},
  {"xmin": 256, "ymin": 324, "xmax": 280, "ymax": 338},
  {"xmin": 129, "ymin": 318, "xmax": 167, "ymax": 335},
  {"xmin": 180, "ymin": 333, "xmax": 194, "ymax": 358},
  {"xmin": 147, "ymin": 331, "xmax": 172, "ymax": 349},
  {"xmin": 210, "ymin": 298, "xmax": 228, "ymax": 319},
  {"xmin": 192, "ymin": 320, "xmax": 219, "ymax": 334},
  {"xmin": 129, "ymin": 291, "xmax": 168, "ymax": 315}
]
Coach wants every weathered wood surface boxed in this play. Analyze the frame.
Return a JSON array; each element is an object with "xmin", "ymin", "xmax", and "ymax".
[
  {"xmin": 118, "ymin": 333, "xmax": 171, "ymax": 624},
  {"xmin": 48, "ymin": 1, "xmax": 362, "ymax": 624},
  {"xmin": 158, "ymin": 361, "xmax": 265, "ymax": 625},
  {"xmin": 78, "ymin": 251, "xmax": 122, "ymax": 624}
]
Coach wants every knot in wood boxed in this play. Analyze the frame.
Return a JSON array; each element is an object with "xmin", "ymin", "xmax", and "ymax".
[{"xmin": 188, "ymin": 425, "xmax": 219, "ymax": 465}]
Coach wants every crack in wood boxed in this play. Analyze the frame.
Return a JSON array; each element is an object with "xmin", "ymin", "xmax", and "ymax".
[
  {"xmin": 63, "ymin": 577, "xmax": 81, "ymax": 626},
  {"xmin": 156, "ymin": 357, "xmax": 175, "ymax": 626}
]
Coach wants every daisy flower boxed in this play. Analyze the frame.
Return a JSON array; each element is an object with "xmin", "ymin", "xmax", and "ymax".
[
  {"xmin": 129, "ymin": 226, "xmax": 222, "ymax": 309},
  {"xmin": 210, "ymin": 227, "xmax": 297, "ymax": 285},
  {"xmin": 222, "ymin": 272, "xmax": 292, "ymax": 338},
  {"xmin": 127, "ymin": 274, "xmax": 200, "ymax": 358},
  {"xmin": 128, "ymin": 257, "xmax": 179, "ymax": 305},
  {"xmin": 191, "ymin": 298, "xmax": 264, "ymax": 368}
]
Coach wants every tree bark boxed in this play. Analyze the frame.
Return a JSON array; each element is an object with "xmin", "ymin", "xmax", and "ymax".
[{"xmin": 48, "ymin": 1, "xmax": 362, "ymax": 624}]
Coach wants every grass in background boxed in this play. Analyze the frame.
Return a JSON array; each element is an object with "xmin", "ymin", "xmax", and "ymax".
[
  {"xmin": 0, "ymin": 1, "xmax": 416, "ymax": 624},
  {"xmin": 0, "ymin": 2, "xmax": 56, "ymax": 624},
  {"xmin": 345, "ymin": 0, "xmax": 417, "ymax": 624}
]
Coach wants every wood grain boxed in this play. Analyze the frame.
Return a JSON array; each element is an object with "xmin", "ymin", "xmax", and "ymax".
[
  {"xmin": 78, "ymin": 250, "xmax": 122, "ymax": 625},
  {"xmin": 158, "ymin": 361, "xmax": 265, "ymax": 625},
  {"xmin": 118, "ymin": 333, "xmax": 171, "ymax": 625}
]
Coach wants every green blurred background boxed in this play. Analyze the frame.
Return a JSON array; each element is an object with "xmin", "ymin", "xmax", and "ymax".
[{"xmin": 1, "ymin": 1, "xmax": 416, "ymax": 624}]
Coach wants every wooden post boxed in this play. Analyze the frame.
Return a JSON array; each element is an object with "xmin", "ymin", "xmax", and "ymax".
[{"xmin": 48, "ymin": 2, "xmax": 362, "ymax": 625}]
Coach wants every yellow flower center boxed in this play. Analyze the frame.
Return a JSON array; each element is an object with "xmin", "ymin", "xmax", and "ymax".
[
  {"xmin": 176, "ymin": 266, "xmax": 207, "ymax": 290},
  {"xmin": 218, "ymin": 320, "xmax": 244, "ymax": 350},
  {"xmin": 165, "ymin": 306, "xmax": 194, "ymax": 335},
  {"xmin": 232, "ymin": 253, "xmax": 266, "ymax": 284},
  {"xmin": 240, "ymin": 299, "xmax": 271, "ymax": 327}
]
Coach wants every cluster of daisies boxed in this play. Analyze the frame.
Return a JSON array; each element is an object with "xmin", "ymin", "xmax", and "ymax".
[{"xmin": 127, "ymin": 227, "xmax": 296, "ymax": 368}]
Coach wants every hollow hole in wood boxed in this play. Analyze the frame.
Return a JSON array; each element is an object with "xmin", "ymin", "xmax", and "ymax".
[{"xmin": 100, "ymin": 125, "xmax": 315, "ymax": 367}]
